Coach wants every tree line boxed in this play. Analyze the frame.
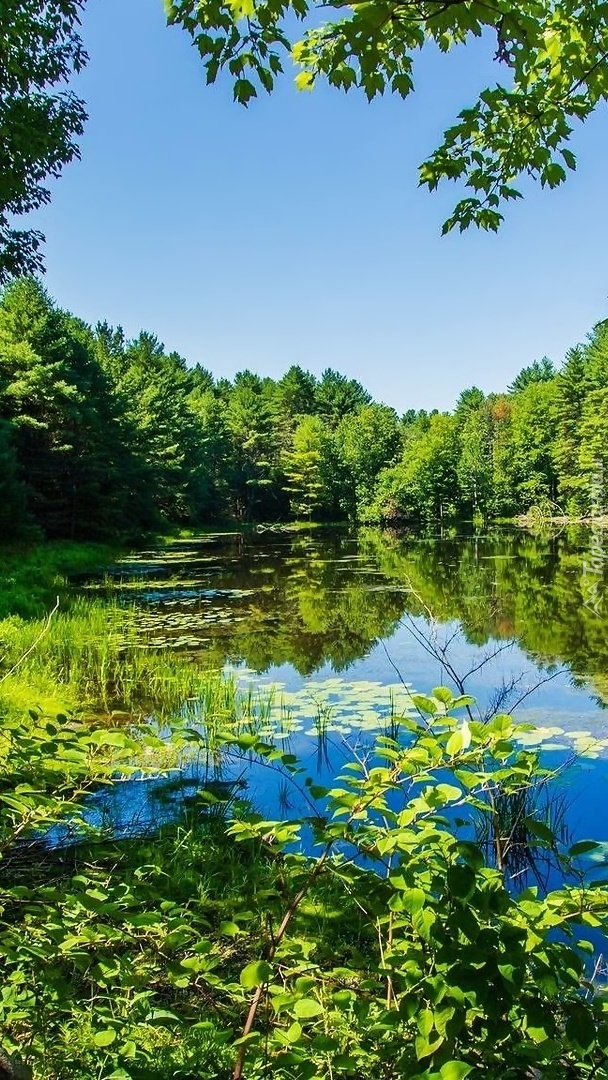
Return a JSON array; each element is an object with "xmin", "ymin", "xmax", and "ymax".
[{"xmin": 0, "ymin": 276, "xmax": 606, "ymax": 540}]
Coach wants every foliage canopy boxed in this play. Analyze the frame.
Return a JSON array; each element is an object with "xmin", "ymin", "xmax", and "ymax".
[
  {"xmin": 167, "ymin": 0, "xmax": 608, "ymax": 231},
  {"xmin": 3, "ymin": 0, "xmax": 606, "ymax": 276},
  {"xmin": 0, "ymin": 1, "xmax": 87, "ymax": 280}
]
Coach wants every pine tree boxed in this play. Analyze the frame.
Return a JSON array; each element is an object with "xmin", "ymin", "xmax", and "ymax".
[
  {"xmin": 227, "ymin": 377, "xmax": 281, "ymax": 519},
  {"xmin": 0, "ymin": 278, "xmax": 132, "ymax": 537},
  {"xmin": 282, "ymin": 415, "xmax": 330, "ymax": 519},
  {"xmin": 0, "ymin": 417, "xmax": 27, "ymax": 538},
  {"xmin": 314, "ymin": 369, "xmax": 371, "ymax": 429}
]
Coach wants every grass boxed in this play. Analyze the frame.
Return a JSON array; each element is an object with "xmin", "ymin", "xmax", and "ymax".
[
  {"xmin": 0, "ymin": 541, "xmax": 121, "ymax": 620},
  {"xmin": 0, "ymin": 540, "xmax": 305, "ymax": 773},
  {"xmin": 0, "ymin": 591, "xmax": 292, "ymax": 760},
  {"xmin": 0, "ymin": 540, "xmax": 233, "ymax": 722},
  {"xmin": 0, "ymin": 596, "xmax": 260, "ymax": 723}
]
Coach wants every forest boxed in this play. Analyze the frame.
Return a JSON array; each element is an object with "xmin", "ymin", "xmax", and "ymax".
[{"xmin": 1, "ymin": 275, "xmax": 606, "ymax": 540}]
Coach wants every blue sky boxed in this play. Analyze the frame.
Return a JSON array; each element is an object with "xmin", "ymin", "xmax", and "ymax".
[{"xmin": 35, "ymin": 0, "xmax": 608, "ymax": 411}]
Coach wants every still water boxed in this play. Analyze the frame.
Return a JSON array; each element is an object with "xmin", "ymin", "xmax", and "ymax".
[{"xmin": 92, "ymin": 526, "xmax": 608, "ymax": 857}]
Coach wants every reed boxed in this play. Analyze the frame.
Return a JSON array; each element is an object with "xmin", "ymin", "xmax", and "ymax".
[
  {"xmin": 1, "ymin": 598, "xmax": 214, "ymax": 719},
  {"xmin": 0, "ymin": 595, "xmax": 296, "ymax": 767}
]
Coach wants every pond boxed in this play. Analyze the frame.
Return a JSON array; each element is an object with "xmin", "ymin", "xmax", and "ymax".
[{"xmin": 88, "ymin": 524, "xmax": 608, "ymax": 873}]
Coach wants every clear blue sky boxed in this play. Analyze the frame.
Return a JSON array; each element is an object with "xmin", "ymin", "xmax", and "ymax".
[{"xmin": 35, "ymin": 0, "xmax": 608, "ymax": 411}]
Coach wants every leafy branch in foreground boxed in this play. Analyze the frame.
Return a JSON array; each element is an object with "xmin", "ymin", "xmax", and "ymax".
[
  {"xmin": 166, "ymin": 0, "xmax": 608, "ymax": 231},
  {"xmin": 221, "ymin": 692, "xmax": 608, "ymax": 1077},
  {"xmin": 1, "ymin": 690, "xmax": 608, "ymax": 1078}
]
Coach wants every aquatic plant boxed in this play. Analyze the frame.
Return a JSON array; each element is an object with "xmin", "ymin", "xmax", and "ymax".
[
  {"xmin": 0, "ymin": 598, "xmax": 242, "ymax": 720},
  {"xmin": 0, "ymin": 542, "xmax": 120, "ymax": 620}
]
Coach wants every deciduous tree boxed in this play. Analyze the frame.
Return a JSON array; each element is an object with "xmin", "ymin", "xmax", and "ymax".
[
  {"xmin": 167, "ymin": 0, "xmax": 608, "ymax": 230},
  {"xmin": 0, "ymin": 1, "xmax": 87, "ymax": 279}
]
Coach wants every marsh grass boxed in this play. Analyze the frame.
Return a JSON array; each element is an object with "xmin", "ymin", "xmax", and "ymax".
[
  {"xmin": 0, "ymin": 596, "xmax": 257, "ymax": 729},
  {"xmin": 0, "ymin": 542, "xmax": 120, "ymax": 620},
  {"xmin": 474, "ymin": 781, "xmax": 571, "ymax": 889},
  {"xmin": 0, "ymin": 537, "xmax": 298, "ymax": 757},
  {"xmin": 312, "ymin": 699, "xmax": 334, "ymax": 771}
]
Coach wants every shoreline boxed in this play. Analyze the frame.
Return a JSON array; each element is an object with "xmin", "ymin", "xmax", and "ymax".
[{"xmin": 516, "ymin": 513, "xmax": 608, "ymax": 527}]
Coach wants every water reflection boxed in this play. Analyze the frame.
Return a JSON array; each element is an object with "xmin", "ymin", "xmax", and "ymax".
[
  {"xmin": 101, "ymin": 526, "xmax": 608, "ymax": 703},
  {"xmin": 77, "ymin": 526, "xmax": 608, "ymax": 900}
]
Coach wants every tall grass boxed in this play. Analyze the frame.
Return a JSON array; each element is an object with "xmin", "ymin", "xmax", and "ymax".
[
  {"xmin": 0, "ymin": 540, "xmax": 296, "ymax": 761},
  {"xmin": 0, "ymin": 541, "xmax": 120, "ymax": 620},
  {"xmin": 0, "ymin": 595, "xmax": 286, "ymax": 742}
]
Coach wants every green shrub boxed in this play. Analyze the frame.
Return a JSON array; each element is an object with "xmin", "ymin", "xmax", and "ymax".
[{"xmin": 1, "ymin": 690, "xmax": 607, "ymax": 1079}]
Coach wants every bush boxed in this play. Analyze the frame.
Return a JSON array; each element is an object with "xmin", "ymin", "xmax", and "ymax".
[{"xmin": 1, "ymin": 692, "xmax": 607, "ymax": 1079}]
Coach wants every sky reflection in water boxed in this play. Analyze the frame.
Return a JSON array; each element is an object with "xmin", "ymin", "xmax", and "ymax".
[{"xmin": 87, "ymin": 526, "xmax": 608, "ymax": 865}]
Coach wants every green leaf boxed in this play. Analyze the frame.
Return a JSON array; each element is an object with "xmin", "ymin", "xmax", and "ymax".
[
  {"xmin": 309, "ymin": 784, "xmax": 328, "ymax": 799},
  {"xmin": 446, "ymin": 730, "xmax": 463, "ymax": 755},
  {"xmin": 295, "ymin": 71, "xmax": 314, "ymax": 91},
  {"xmin": 240, "ymin": 960, "xmax": 272, "ymax": 988},
  {"xmin": 233, "ymin": 78, "xmax": 257, "ymax": 105},
  {"xmin": 415, "ymin": 1030, "xmax": 444, "ymax": 1059},
  {"xmin": 88, "ymin": 730, "xmax": 129, "ymax": 747},
  {"xmin": 402, "ymin": 887, "xmax": 426, "ymax": 915},
  {"xmin": 524, "ymin": 818, "xmax": 554, "ymax": 843},
  {"xmin": 447, "ymin": 863, "xmax": 476, "ymax": 900},
  {"xmin": 569, "ymin": 840, "xmax": 600, "ymax": 858},
  {"xmin": 432, "ymin": 686, "xmax": 453, "ymax": 704},
  {"xmin": 228, "ymin": 0, "xmax": 255, "ymax": 17},
  {"xmin": 566, "ymin": 1004, "xmax": 596, "ymax": 1052},
  {"xmin": 149, "ymin": 1009, "xmax": 180, "ymax": 1023},
  {"xmin": 332, "ymin": 990, "xmax": 355, "ymax": 1008},
  {"xmin": 417, "ymin": 1008, "xmax": 433, "ymax": 1036},
  {"xmin": 93, "ymin": 1029, "xmax": 117, "ymax": 1047},
  {"xmin": 412, "ymin": 694, "xmax": 438, "ymax": 715},
  {"xmin": 435, "ymin": 783, "xmax": 462, "ymax": 803},
  {"xmin": 451, "ymin": 695, "xmax": 475, "ymax": 709},
  {"xmin": 219, "ymin": 920, "xmax": 240, "ymax": 936},
  {"xmin": 440, "ymin": 1063, "xmax": 473, "ymax": 1080},
  {"xmin": 293, "ymin": 997, "xmax": 323, "ymax": 1018}
]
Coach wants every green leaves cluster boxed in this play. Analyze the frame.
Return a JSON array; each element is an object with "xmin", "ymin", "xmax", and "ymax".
[
  {"xmin": 220, "ymin": 700, "xmax": 608, "ymax": 1077},
  {"xmin": 0, "ymin": 1, "xmax": 87, "ymax": 279},
  {"xmin": 0, "ymin": 709, "xmax": 156, "ymax": 853},
  {"xmin": 167, "ymin": 0, "xmax": 608, "ymax": 230},
  {"xmin": 5, "ymin": 0, "xmax": 606, "ymax": 281},
  {"xmin": 3, "ymin": 687, "xmax": 608, "ymax": 1078}
]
